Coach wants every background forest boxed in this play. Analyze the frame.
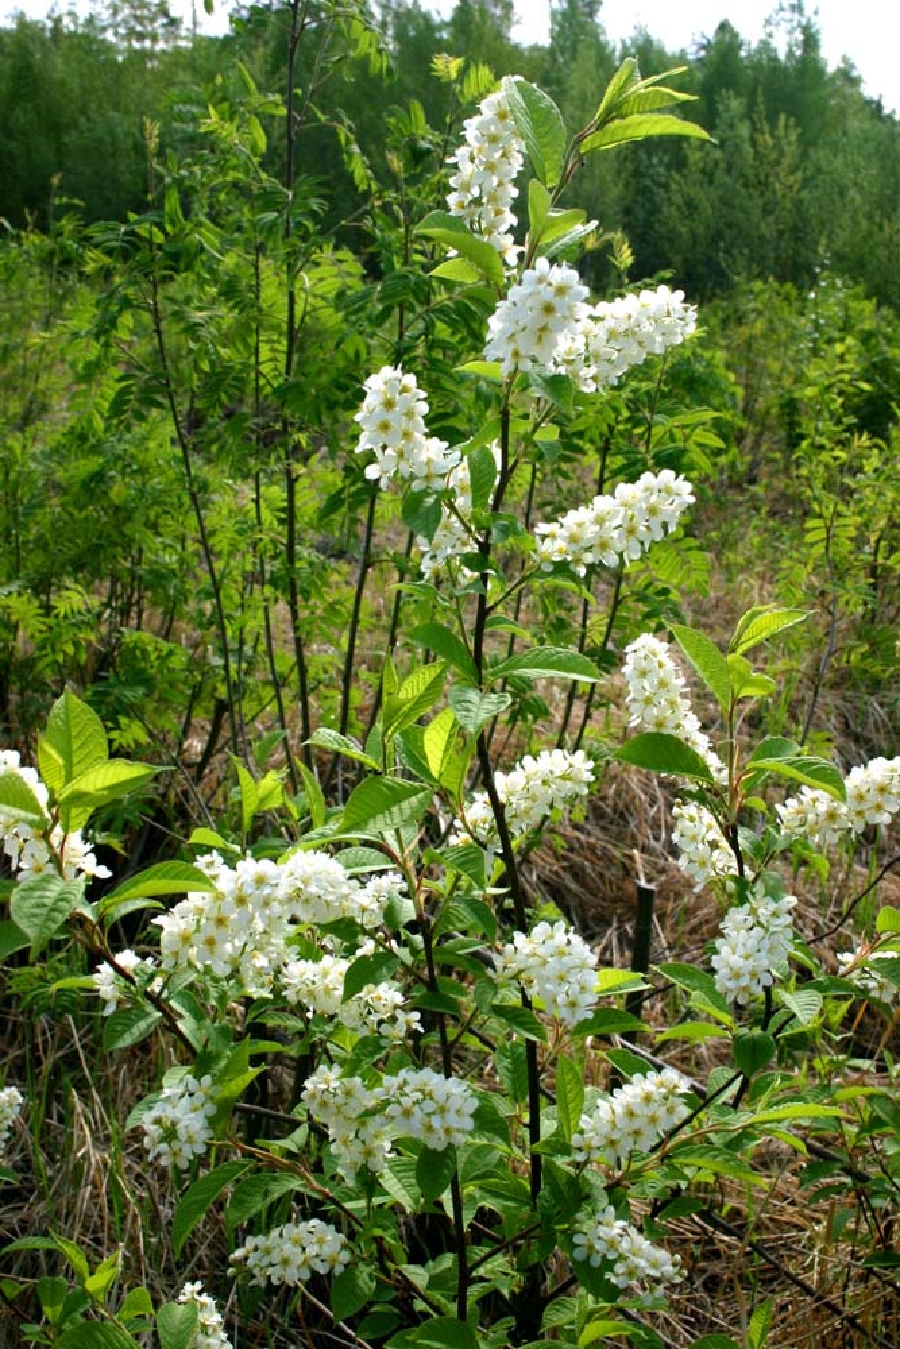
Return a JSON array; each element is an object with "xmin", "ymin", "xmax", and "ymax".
[{"xmin": 1, "ymin": 4, "xmax": 900, "ymax": 1349}]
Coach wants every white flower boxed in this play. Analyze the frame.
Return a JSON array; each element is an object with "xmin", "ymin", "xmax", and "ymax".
[
  {"xmin": 177, "ymin": 1282, "xmax": 230, "ymax": 1349},
  {"xmin": 535, "ymin": 470, "xmax": 694, "ymax": 577},
  {"xmin": 231, "ymin": 1219, "xmax": 349, "ymax": 1287},
  {"xmin": 497, "ymin": 920, "xmax": 598, "ymax": 1026},
  {"xmin": 560, "ymin": 286, "xmax": 697, "ymax": 394},
  {"xmin": 622, "ymin": 633, "xmax": 727, "ymax": 783},
  {"xmin": 571, "ymin": 1067, "xmax": 691, "ymax": 1168},
  {"xmin": 141, "ymin": 1074, "xmax": 217, "ymax": 1170},
  {"xmin": 837, "ymin": 944, "xmax": 898, "ymax": 1004},
  {"xmin": 844, "ymin": 757, "xmax": 900, "ymax": 833},
  {"xmin": 454, "ymin": 748, "xmax": 594, "ymax": 848},
  {"xmin": 485, "ymin": 258, "xmax": 590, "ymax": 375},
  {"xmin": 671, "ymin": 800, "xmax": 738, "ymax": 890},
  {"xmin": 0, "ymin": 1085, "xmax": 24, "ymax": 1156},
  {"xmin": 353, "ymin": 366, "xmax": 458, "ymax": 492},
  {"xmin": 92, "ymin": 949, "xmax": 158, "ymax": 1016},
  {"xmin": 378, "ymin": 1066, "xmax": 477, "ymax": 1151},
  {"xmin": 447, "ymin": 79, "xmax": 525, "ymax": 267},
  {"xmin": 777, "ymin": 786, "xmax": 850, "ymax": 850},
  {"xmin": 711, "ymin": 883, "xmax": 796, "ymax": 1004},
  {"xmin": 572, "ymin": 1205, "xmax": 681, "ymax": 1291}
]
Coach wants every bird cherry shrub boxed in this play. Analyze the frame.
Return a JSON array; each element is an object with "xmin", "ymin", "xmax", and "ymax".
[{"xmin": 2, "ymin": 63, "xmax": 900, "ymax": 1349}]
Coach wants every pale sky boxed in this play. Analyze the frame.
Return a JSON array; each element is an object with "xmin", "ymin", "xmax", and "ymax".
[{"xmin": 5, "ymin": 0, "xmax": 899, "ymax": 111}]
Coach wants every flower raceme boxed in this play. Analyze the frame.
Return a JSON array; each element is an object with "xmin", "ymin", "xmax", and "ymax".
[
  {"xmin": 354, "ymin": 366, "xmax": 458, "ymax": 492},
  {"xmin": 177, "ymin": 1283, "xmax": 229, "ymax": 1349},
  {"xmin": 142, "ymin": 1074, "xmax": 218, "ymax": 1170},
  {"xmin": 496, "ymin": 919, "xmax": 599, "ymax": 1026},
  {"xmin": 572, "ymin": 1205, "xmax": 682, "ymax": 1292},
  {"xmin": 0, "ymin": 1085, "xmax": 24, "ymax": 1158},
  {"xmin": 447, "ymin": 78, "xmax": 526, "ymax": 268},
  {"xmin": 453, "ymin": 747, "xmax": 595, "ymax": 851},
  {"xmin": 777, "ymin": 756, "xmax": 900, "ymax": 848},
  {"xmin": 571, "ymin": 1068, "xmax": 692, "ymax": 1169},
  {"xmin": 230, "ymin": 1220, "xmax": 350, "ymax": 1288},
  {"xmin": 0, "ymin": 749, "xmax": 111, "ymax": 883},
  {"xmin": 711, "ymin": 883, "xmax": 797, "ymax": 1005},
  {"xmin": 535, "ymin": 470, "xmax": 694, "ymax": 577},
  {"xmin": 622, "ymin": 633, "xmax": 726, "ymax": 783}
]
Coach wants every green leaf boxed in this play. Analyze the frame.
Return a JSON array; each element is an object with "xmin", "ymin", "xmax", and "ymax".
[
  {"xmin": 103, "ymin": 1008, "xmax": 162, "ymax": 1052},
  {"xmin": 669, "ymin": 1146, "xmax": 765, "ymax": 1187},
  {"xmin": 528, "ymin": 177, "xmax": 552, "ymax": 241},
  {"xmin": 385, "ymin": 663, "xmax": 447, "ymax": 740},
  {"xmin": 593, "ymin": 57, "xmax": 640, "ymax": 122},
  {"xmin": 877, "ymin": 907, "xmax": 900, "ymax": 933},
  {"xmin": 554, "ymin": 1054, "xmax": 584, "ymax": 1143},
  {"xmin": 540, "ymin": 207, "xmax": 588, "ymax": 247},
  {"xmin": 506, "ymin": 77, "xmax": 568, "ymax": 186},
  {"xmin": 456, "ymin": 360, "xmax": 504, "ymax": 383},
  {"xmin": 670, "ymin": 624, "xmax": 731, "ymax": 712},
  {"xmin": 408, "ymin": 624, "xmax": 477, "ymax": 684},
  {"xmin": 747, "ymin": 1299, "xmax": 772, "ymax": 1349},
  {"xmin": 157, "ymin": 1301, "xmax": 199, "ymax": 1349},
  {"xmin": 615, "ymin": 733, "xmax": 714, "ymax": 784},
  {"xmin": 10, "ymin": 873, "xmax": 82, "ymax": 953},
  {"xmin": 341, "ymin": 777, "xmax": 433, "ymax": 835},
  {"xmin": 417, "ymin": 211, "xmax": 504, "ymax": 285},
  {"xmin": 571, "ymin": 1009, "xmax": 645, "ymax": 1037},
  {"xmin": 99, "ymin": 863, "xmax": 216, "ymax": 917},
  {"xmin": 491, "ymin": 646, "xmax": 602, "ymax": 684},
  {"xmin": 331, "ymin": 1263, "xmax": 376, "ymax": 1321},
  {"xmin": 57, "ymin": 1326, "xmax": 139, "ymax": 1349},
  {"xmin": 779, "ymin": 988, "xmax": 823, "ymax": 1026},
  {"xmin": 733, "ymin": 1031, "xmax": 776, "ymax": 1077},
  {"xmin": 423, "ymin": 708, "xmax": 458, "ymax": 779},
  {"xmin": 57, "ymin": 761, "xmax": 158, "ymax": 809},
  {"xmin": 417, "ymin": 1145, "xmax": 457, "ymax": 1205},
  {"xmin": 172, "ymin": 1161, "xmax": 251, "ymax": 1256},
  {"xmin": 730, "ymin": 606, "xmax": 809, "ymax": 656},
  {"xmin": 747, "ymin": 755, "xmax": 845, "ymax": 802},
  {"xmin": 343, "ymin": 951, "xmax": 399, "ymax": 1001},
  {"xmin": 581, "ymin": 113, "xmax": 710, "ymax": 153},
  {"xmin": 233, "ymin": 759, "xmax": 258, "ymax": 837},
  {"xmin": 380, "ymin": 1156, "xmax": 422, "ymax": 1211},
  {"xmin": 491, "ymin": 1002, "xmax": 547, "ymax": 1041},
  {"xmin": 42, "ymin": 690, "xmax": 108, "ymax": 790},
  {"xmin": 579, "ymin": 1319, "xmax": 641, "ymax": 1345},
  {"xmin": 297, "ymin": 761, "xmax": 326, "ymax": 828},
  {"xmin": 467, "ymin": 444, "xmax": 498, "ymax": 513},
  {"xmin": 0, "ymin": 771, "xmax": 49, "ymax": 826},
  {"xmin": 447, "ymin": 686, "xmax": 511, "ymax": 736},
  {"xmin": 726, "ymin": 654, "xmax": 776, "ymax": 701},
  {"xmin": 387, "ymin": 1316, "xmax": 480, "ymax": 1349},
  {"xmin": 226, "ymin": 1172, "xmax": 310, "ymax": 1229},
  {"xmin": 0, "ymin": 919, "xmax": 29, "ymax": 960},
  {"xmin": 119, "ymin": 1287, "xmax": 154, "ymax": 1322},
  {"xmin": 431, "ymin": 257, "xmax": 483, "ymax": 284},
  {"xmin": 402, "ymin": 489, "xmax": 443, "ymax": 541},
  {"xmin": 307, "ymin": 729, "xmax": 380, "ymax": 771}
]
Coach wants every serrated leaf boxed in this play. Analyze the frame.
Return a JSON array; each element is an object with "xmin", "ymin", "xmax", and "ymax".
[
  {"xmin": 173, "ymin": 1161, "xmax": 250, "ymax": 1256},
  {"xmin": 877, "ymin": 907, "xmax": 900, "ymax": 933},
  {"xmin": 528, "ymin": 177, "xmax": 552, "ymax": 240},
  {"xmin": 430, "ymin": 257, "xmax": 483, "ymax": 284},
  {"xmin": 103, "ymin": 1008, "xmax": 162, "ymax": 1051},
  {"xmin": 57, "ymin": 1326, "xmax": 138, "ymax": 1349},
  {"xmin": 307, "ymin": 729, "xmax": 380, "ymax": 770},
  {"xmin": 670, "ymin": 624, "xmax": 731, "ymax": 712},
  {"xmin": 43, "ymin": 690, "xmax": 108, "ymax": 789},
  {"xmin": 297, "ymin": 761, "xmax": 325, "ymax": 828},
  {"xmin": 779, "ymin": 988, "xmax": 823, "ymax": 1025},
  {"xmin": 733, "ymin": 1031, "xmax": 776, "ymax": 1077},
  {"xmin": 156, "ymin": 1302, "xmax": 198, "ymax": 1349},
  {"xmin": 491, "ymin": 1002, "xmax": 547, "ymax": 1041},
  {"xmin": 423, "ymin": 708, "xmax": 458, "ymax": 779},
  {"xmin": 506, "ymin": 77, "xmax": 568, "ymax": 186},
  {"xmin": 226, "ymin": 1172, "xmax": 309, "ymax": 1229},
  {"xmin": 408, "ymin": 624, "xmax": 478, "ymax": 684},
  {"xmin": 730, "ymin": 606, "xmax": 809, "ymax": 656},
  {"xmin": 447, "ymin": 685, "xmax": 511, "ymax": 735},
  {"xmin": 748, "ymin": 756, "xmax": 845, "ymax": 801},
  {"xmin": 0, "ymin": 771, "xmax": 49, "ymax": 825},
  {"xmin": 669, "ymin": 1146, "xmax": 765, "ymax": 1186},
  {"xmin": 0, "ymin": 919, "xmax": 29, "ymax": 960},
  {"xmin": 341, "ymin": 776, "xmax": 433, "ymax": 834},
  {"xmin": 402, "ymin": 488, "xmax": 443, "ymax": 541},
  {"xmin": 417, "ymin": 211, "xmax": 504, "ymax": 285},
  {"xmin": 456, "ymin": 360, "xmax": 504, "ymax": 383},
  {"xmin": 388, "ymin": 1315, "xmax": 480, "ymax": 1349},
  {"xmin": 10, "ymin": 873, "xmax": 82, "ymax": 953},
  {"xmin": 615, "ymin": 733, "xmax": 714, "ymax": 783},
  {"xmin": 726, "ymin": 654, "xmax": 777, "ymax": 701},
  {"xmin": 417, "ymin": 1145, "xmax": 457, "ymax": 1205},
  {"xmin": 343, "ymin": 951, "xmax": 399, "ymax": 1000},
  {"xmin": 491, "ymin": 646, "xmax": 602, "ymax": 684},
  {"xmin": 57, "ymin": 761, "xmax": 158, "ymax": 808},
  {"xmin": 571, "ymin": 1009, "xmax": 645, "ymax": 1036},
  {"xmin": 99, "ymin": 863, "xmax": 216, "ymax": 916},
  {"xmin": 385, "ymin": 663, "xmax": 447, "ymax": 740},
  {"xmin": 467, "ymin": 444, "xmax": 498, "ymax": 513},
  {"xmin": 540, "ymin": 207, "xmax": 588, "ymax": 247},
  {"xmin": 331, "ymin": 1263, "xmax": 377, "ymax": 1321},
  {"xmin": 554, "ymin": 1054, "xmax": 584, "ymax": 1143},
  {"xmin": 380, "ymin": 1156, "xmax": 422, "ymax": 1210},
  {"xmin": 581, "ymin": 113, "xmax": 710, "ymax": 153}
]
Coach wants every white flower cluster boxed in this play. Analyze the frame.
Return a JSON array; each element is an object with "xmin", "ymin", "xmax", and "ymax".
[
  {"xmin": 231, "ymin": 1219, "xmax": 349, "ymax": 1287},
  {"xmin": 417, "ymin": 445, "xmax": 502, "ymax": 583},
  {"xmin": 572, "ymin": 1205, "xmax": 682, "ymax": 1291},
  {"xmin": 142, "ymin": 1074, "xmax": 217, "ymax": 1170},
  {"xmin": 623, "ymin": 633, "xmax": 726, "ymax": 783},
  {"xmin": 456, "ymin": 748, "xmax": 594, "ymax": 849},
  {"xmin": 535, "ymin": 470, "xmax": 694, "ymax": 576},
  {"xmin": 0, "ymin": 1085, "xmax": 24, "ymax": 1156},
  {"xmin": 177, "ymin": 1282, "xmax": 229, "ymax": 1349},
  {"xmin": 92, "ymin": 949, "xmax": 161, "ymax": 1016},
  {"xmin": 837, "ymin": 944, "xmax": 898, "ymax": 1004},
  {"xmin": 0, "ymin": 750, "xmax": 111, "ymax": 883},
  {"xmin": 447, "ymin": 78, "xmax": 525, "ymax": 267},
  {"xmin": 778, "ymin": 758, "xmax": 900, "ymax": 849},
  {"xmin": 559, "ymin": 287, "xmax": 697, "ymax": 394},
  {"xmin": 154, "ymin": 851, "xmax": 403, "ymax": 992},
  {"xmin": 354, "ymin": 366, "xmax": 458, "ymax": 492},
  {"xmin": 485, "ymin": 258, "xmax": 590, "ymax": 376},
  {"xmin": 496, "ymin": 920, "xmax": 598, "ymax": 1025},
  {"xmin": 571, "ymin": 1068, "xmax": 691, "ymax": 1169},
  {"xmin": 671, "ymin": 800, "xmax": 738, "ymax": 890},
  {"xmin": 711, "ymin": 884, "xmax": 797, "ymax": 1004},
  {"xmin": 282, "ymin": 956, "xmax": 420, "ymax": 1043},
  {"xmin": 302, "ymin": 1063, "xmax": 477, "ymax": 1179}
]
